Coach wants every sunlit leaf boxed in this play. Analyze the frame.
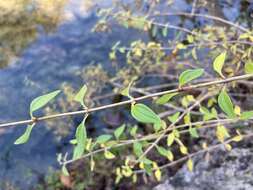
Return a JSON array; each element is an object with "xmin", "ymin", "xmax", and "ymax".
[
  {"xmin": 179, "ymin": 69, "xmax": 204, "ymax": 86},
  {"xmin": 114, "ymin": 124, "xmax": 126, "ymax": 140},
  {"xmin": 74, "ymin": 85, "xmax": 87, "ymax": 108},
  {"xmin": 155, "ymin": 93, "xmax": 178, "ymax": 105},
  {"xmin": 213, "ymin": 51, "xmax": 226, "ymax": 78},
  {"xmin": 218, "ymin": 91, "xmax": 236, "ymax": 118},
  {"xmin": 30, "ymin": 90, "xmax": 61, "ymax": 117},
  {"xmin": 14, "ymin": 124, "xmax": 35, "ymax": 145},
  {"xmin": 131, "ymin": 103, "xmax": 161, "ymax": 124}
]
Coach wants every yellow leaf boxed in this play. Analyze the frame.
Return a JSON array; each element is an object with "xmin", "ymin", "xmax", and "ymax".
[
  {"xmin": 155, "ymin": 169, "xmax": 162, "ymax": 181},
  {"xmin": 234, "ymin": 105, "xmax": 241, "ymax": 116},
  {"xmin": 132, "ymin": 174, "xmax": 137, "ymax": 183},
  {"xmin": 90, "ymin": 159, "xmax": 95, "ymax": 171},
  {"xmin": 167, "ymin": 132, "xmax": 175, "ymax": 146},
  {"xmin": 139, "ymin": 162, "xmax": 145, "ymax": 169},
  {"xmin": 225, "ymin": 143, "xmax": 232, "ymax": 151},
  {"xmin": 167, "ymin": 150, "xmax": 174, "ymax": 161},
  {"xmin": 104, "ymin": 150, "xmax": 116, "ymax": 159},
  {"xmin": 202, "ymin": 142, "xmax": 208, "ymax": 150},
  {"xmin": 216, "ymin": 125, "xmax": 230, "ymax": 142},
  {"xmin": 180, "ymin": 146, "xmax": 188, "ymax": 155},
  {"xmin": 122, "ymin": 166, "xmax": 133, "ymax": 177},
  {"xmin": 187, "ymin": 159, "xmax": 193, "ymax": 172},
  {"xmin": 232, "ymin": 135, "xmax": 243, "ymax": 142}
]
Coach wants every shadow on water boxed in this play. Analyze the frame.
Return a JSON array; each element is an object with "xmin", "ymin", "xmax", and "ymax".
[{"xmin": 0, "ymin": 0, "xmax": 252, "ymax": 189}]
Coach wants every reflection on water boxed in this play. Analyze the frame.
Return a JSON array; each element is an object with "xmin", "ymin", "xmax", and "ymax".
[
  {"xmin": 0, "ymin": 0, "xmax": 252, "ymax": 189},
  {"xmin": 0, "ymin": 0, "xmax": 69, "ymax": 68}
]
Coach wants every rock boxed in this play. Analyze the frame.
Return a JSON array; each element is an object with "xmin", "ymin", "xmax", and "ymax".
[{"xmin": 154, "ymin": 147, "xmax": 253, "ymax": 190}]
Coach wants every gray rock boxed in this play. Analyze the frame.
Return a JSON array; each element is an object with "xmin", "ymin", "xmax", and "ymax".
[{"xmin": 154, "ymin": 147, "xmax": 253, "ymax": 190}]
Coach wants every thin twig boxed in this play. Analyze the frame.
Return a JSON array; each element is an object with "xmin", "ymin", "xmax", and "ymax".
[
  {"xmin": 152, "ymin": 12, "xmax": 250, "ymax": 33},
  {"xmin": 134, "ymin": 132, "xmax": 253, "ymax": 174}
]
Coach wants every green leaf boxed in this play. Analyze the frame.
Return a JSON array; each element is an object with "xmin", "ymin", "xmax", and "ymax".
[
  {"xmin": 179, "ymin": 69, "xmax": 204, "ymax": 86},
  {"xmin": 131, "ymin": 103, "xmax": 161, "ymax": 124},
  {"xmin": 218, "ymin": 91, "xmax": 236, "ymax": 118},
  {"xmin": 168, "ymin": 112, "xmax": 180, "ymax": 123},
  {"xmin": 154, "ymin": 122, "xmax": 162, "ymax": 132},
  {"xmin": 14, "ymin": 124, "xmax": 35, "ymax": 145},
  {"xmin": 189, "ymin": 128, "xmax": 199, "ymax": 138},
  {"xmin": 74, "ymin": 85, "xmax": 87, "ymax": 107},
  {"xmin": 200, "ymin": 106, "xmax": 216, "ymax": 121},
  {"xmin": 30, "ymin": 90, "xmax": 61, "ymax": 117},
  {"xmin": 114, "ymin": 124, "xmax": 126, "ymax": 140},
  {"xmin": 133, "ymin": 142, "xmax": 143, "ymax": 157},
  {"xmin": 73, "ymin": 119, "xmax": 87, "ymax": 160},
  {"xmin": 156, "ymin": 146, "xmax": 168, "ymax": 157},
  {"xmin": 244, "ymin": 60, "xmax": 253, "ymax": 74},
  {"xmin": 96, "ymin": 134, "xmax": 112, "ymax": 144},
  {"xmin": 213, "ymin": 51, "xmax": 226, "ymax": 78},
  {"xmin": 130, "ymin": 126, "xmax": 138, "ymax": 137},
  {"xmin": 156, "ymin": 93, "xmax": 178, "ymax": 105},
  {"xmin": 240, "ymin": 111, "xmax": 253, "ymax": 120}
]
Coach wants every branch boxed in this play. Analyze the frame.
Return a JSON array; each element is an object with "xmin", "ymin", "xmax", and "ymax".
[
  {"xmin": 1, "ymin": 74, "xmax": 253, "ymax": 129},
  {"xmin": 63, "ymin": 117, "xmax": 248, "ymax": 165}
]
